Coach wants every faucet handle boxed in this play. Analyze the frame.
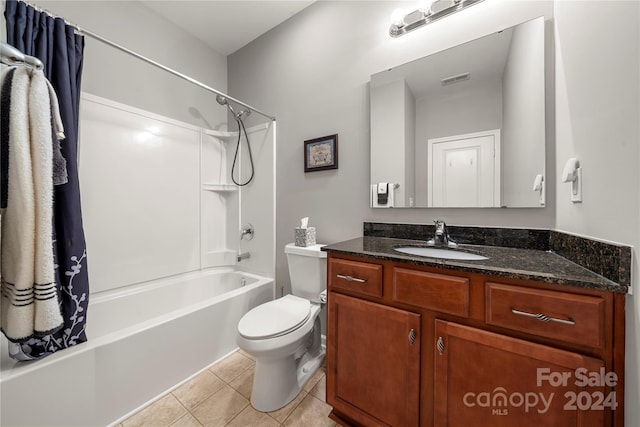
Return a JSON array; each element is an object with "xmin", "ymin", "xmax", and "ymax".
[
  {"xmin": 430, "ymin": 220, "xmax": 457, "ymax": 248},
  {"xmin": 241, "ymin": 223, "xmax": 254, "ymax": 241}
]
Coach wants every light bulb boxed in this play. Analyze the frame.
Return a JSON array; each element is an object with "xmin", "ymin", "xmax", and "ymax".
[
  {"xmin": 417, "ymin": 0, "xmax": 435, "ymax": 14},
  {"xmin": 390, "ymin": 8, "xmax": 406, "ymax": 27}
]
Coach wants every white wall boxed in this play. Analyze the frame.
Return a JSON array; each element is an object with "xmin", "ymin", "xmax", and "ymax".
[
  {"xmin": 553, "ymin": 2, "xmax": 640, "ymax": 424},
  {"xmin": 404, "ymin": 81, "xmax": 416, "ymax": 207},
  {"xmin": 502, "ymin": 17, "xmax": 546, "ymax": 207},
  {"xmin": 28, "ymin": 0, "xmax": 228, "ymax": 130},
  {"xmin": 237, "ymin": 123, "xmax": 277, "ymax": 278},
  {"xmin": 369, "ymin": 77, "xmax": 416, "ymax": 208},
  {"xmin": 370, "ymin": 79, "xmax": 412, "ymax": 206}
]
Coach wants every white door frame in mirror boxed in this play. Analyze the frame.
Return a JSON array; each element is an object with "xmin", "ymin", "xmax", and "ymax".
[{"xmin": 427, "ymin": 129, "xmax": 500, "ymax": 208}]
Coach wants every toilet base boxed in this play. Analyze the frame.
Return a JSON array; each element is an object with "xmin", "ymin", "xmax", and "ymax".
[
  {"xmin": 250, "ymin": 348, "xmax": 325, "ymax": 412},
  {"xmin": 249, "ymin": 314, "xmax": 325, "ymax": 412}
]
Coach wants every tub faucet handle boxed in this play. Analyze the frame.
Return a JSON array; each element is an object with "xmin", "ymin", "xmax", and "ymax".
[{"xmin": 241, "ymin": 223, "xmax": 254, "ymax": 241}]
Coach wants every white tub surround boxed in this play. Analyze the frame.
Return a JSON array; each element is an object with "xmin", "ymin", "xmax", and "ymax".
[{"xmin": 78, "ymin": 93, "xmax": 276, "ymax": 294}]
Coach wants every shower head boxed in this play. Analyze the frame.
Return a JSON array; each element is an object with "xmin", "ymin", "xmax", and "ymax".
[
  {"xmin": 217, "ymin": 94, "xmax": 239, "ymax": 118},
  {"xmin": 216, "ymin": 94, "xmax": 228, "ymax": 105},
  {"xmin": 217, "ymin": 94, "xmax": 252, "ymax": 122},
  {"xmin": 236, "ymin": 109, "xmax": 251, "ymax": 121}
]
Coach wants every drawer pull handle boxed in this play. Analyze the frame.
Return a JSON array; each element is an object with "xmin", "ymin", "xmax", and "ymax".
[
  {"xmin": 511, "ymin": 308, "xmax": 576, "ymax": 326},
  {"xmin": 408, "ymin": 329, "xmax": 416, "ymax": 345},
  {"xmin": 336, "ymin": 274, "xmax": 367, "ymax": 283},
  {"xmin": 437, "ymin": 336, "xmax": 445, "ymax": 355}
]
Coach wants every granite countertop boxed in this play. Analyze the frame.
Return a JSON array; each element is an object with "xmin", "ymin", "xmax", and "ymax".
[{"xmin": 322, "ymin": 236, "xmax": 627, "ymax": 293}]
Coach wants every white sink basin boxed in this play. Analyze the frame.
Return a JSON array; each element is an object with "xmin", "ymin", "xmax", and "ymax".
[{"xmin": 394, "ymin": 246, "xmax": 488, "ymax": 261}]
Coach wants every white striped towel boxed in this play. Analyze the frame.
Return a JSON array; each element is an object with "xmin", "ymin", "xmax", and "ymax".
[{"xmin": 1, "ymin": 66, "xmax": 64, "ymax": 342}]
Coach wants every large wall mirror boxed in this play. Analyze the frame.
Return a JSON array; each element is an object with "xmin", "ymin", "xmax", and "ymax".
[{"xmin": 370, "ymin": 16, "xmax": 547, "ymax": 208}]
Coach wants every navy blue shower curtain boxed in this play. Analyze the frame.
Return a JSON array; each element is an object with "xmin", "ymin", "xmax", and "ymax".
[{"xmin": 4, "ymin": 0, "xmax": 89, "ymax": 359}]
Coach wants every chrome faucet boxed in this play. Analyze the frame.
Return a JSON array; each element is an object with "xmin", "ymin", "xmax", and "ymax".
[
  {"xmin": 428, "ymin": 220, "xmax": 457, "ymax": 248},
  {"xmin": 240, "ymin": 223, "xmax": 254, "ymax": 241},
  {"xmin": 237, "ymin": 252, "xmax": 251, "ymax": 262}
]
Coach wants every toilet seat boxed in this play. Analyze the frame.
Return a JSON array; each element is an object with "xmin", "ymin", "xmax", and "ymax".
[{"xmin": 238, "ymin": 295, "xmax": 311, "ymax": 340}]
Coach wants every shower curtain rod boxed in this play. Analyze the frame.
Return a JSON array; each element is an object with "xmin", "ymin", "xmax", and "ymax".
[
  {"xmin": 80, "ymin": 28, "xmax": 276, "ymax": 122},
  {"xmin": 15, "ymin": 1, "xmax": 276, "ymax": 122}
]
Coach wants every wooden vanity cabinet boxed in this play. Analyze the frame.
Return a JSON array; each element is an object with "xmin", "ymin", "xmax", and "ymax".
[
  {"xmin": 433, "ymin": 320, "xmax": 606, "ymax": 427},
  {"xmin": 327, "ymin": 257, "xmax": 421, "ymax": 426},
  {"xmin": 325, "ymin": 253, "xmax": 625, "ymax": 427},
  {"xmin": 327, "ymin": 293, "xmax": 421, "ymax": 426}
]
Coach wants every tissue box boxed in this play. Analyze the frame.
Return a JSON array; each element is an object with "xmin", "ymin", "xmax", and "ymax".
[{"xmin": 295, "ymin": 227, "xmax": 316, "ymax": 247}]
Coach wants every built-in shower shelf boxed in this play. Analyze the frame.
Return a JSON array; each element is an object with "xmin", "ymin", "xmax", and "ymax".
[
  {"xmin": 202, "ymin": 129, "xmax": 237, "ymax": 142},
  {"xmin": 202, "ymin": 183, "xmax": 238, "ymax": 192},
  {"xmin": 202, "ymin": 123, "xmax": 270, "ymax": 142}
]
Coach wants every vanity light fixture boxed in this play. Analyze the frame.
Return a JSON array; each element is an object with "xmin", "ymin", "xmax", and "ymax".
[{"xmin": 389, "ymin": 0, "xmax": 484, "ymax": 37}]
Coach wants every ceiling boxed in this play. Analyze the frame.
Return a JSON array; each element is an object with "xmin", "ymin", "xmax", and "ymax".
[{"xmin": 140, "ymin": 1, "xmax": 315, "ymax": 56}]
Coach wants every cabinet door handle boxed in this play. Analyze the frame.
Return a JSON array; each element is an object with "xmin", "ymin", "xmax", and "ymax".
[
  {"xmin": 408, "ymin": 329, "xmax": 416, "ymax": 345},
  {"xmin": 436, "ymin": 336, "xmax": 445, "ymax": 355},
  {"xmin": 511, "ymin": 308, "xmax": 576, "ymax": 326},
  {"xmin": 336, "ymin": 274, "xmax": 367, "ymax": 283}
]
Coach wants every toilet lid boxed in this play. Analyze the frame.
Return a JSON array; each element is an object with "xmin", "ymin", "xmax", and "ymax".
[{"xmin": 238, "ymin": 294, "xmax": 311, "ymax": 339}]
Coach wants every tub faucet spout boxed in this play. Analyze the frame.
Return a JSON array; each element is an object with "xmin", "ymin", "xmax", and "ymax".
[{"xmin": 237, "ymin": 252, "xmax": 251, "ymax": 262}]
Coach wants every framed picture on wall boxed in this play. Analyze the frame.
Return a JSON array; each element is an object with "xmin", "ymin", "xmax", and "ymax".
[{"xmin": 304, "ymin": 134, "xmax": 338, "ymax": 172}]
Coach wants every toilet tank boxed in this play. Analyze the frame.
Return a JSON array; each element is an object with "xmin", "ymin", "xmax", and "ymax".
[{"xmin": 285, "ymin": 243, "xmax": 327, "ymax": 303}]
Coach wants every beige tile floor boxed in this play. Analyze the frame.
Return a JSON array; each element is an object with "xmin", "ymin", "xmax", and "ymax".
[{"xmin": 119, "ymin": 350, "xmax": 338, "ymax": 427}]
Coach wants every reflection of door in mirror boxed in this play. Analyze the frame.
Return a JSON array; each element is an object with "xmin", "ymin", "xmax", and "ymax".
[{"xmin": 428, "ymin": 130, "xmax": 500, "ymax": 207}]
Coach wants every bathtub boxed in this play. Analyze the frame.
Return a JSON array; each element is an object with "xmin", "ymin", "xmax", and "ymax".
[{"xmin": 0, "ymin": 268, "xmax": 274, "ymax": 426}]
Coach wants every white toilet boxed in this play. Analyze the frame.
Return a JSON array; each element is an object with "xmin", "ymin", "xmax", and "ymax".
[{"xmin": 236, "ymin": 243, "xmax": 327, "ymax": 412}]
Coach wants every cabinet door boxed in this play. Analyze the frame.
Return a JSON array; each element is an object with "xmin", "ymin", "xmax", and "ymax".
[
  {"xmin": 327, "ymin": 292, "xmax": 421, "ymax": 426},
  {"xmin": 434, "ymin": 320, "xmax": 608, "ymax": 427}
]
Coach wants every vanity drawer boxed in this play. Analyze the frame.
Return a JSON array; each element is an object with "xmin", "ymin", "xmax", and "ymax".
[
  {"xmin": 329, "ymin": 258, "xmax": 383, "ymax": 298},
  {"xmin": 392, "ymin": 268, "xmax": 469, "ymax": 317},
  {"xmin": 486, "ymin": 283, "xmax": 605, "ymax": 348}
]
